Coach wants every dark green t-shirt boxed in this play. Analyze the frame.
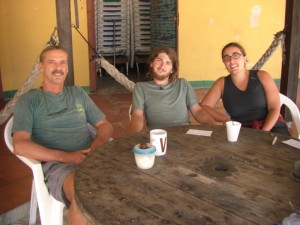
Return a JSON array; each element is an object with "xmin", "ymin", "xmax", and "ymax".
[
  {"xmin": 12, "ymin": 86, "xmax": 105, "ymax": 152},
  {"xmin": 132, "ymin": 78, "xmax": 198, "ymax": 129}
]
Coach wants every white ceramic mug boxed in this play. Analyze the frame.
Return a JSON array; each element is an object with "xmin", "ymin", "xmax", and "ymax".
[{"xmin": 150, "ymin": 129, "xmax": 167, "ymax": 156}]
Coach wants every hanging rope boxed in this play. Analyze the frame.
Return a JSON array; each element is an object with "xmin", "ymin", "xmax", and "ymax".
[
  {"xmin": 0, "ymin": 29, "xmax": 285, "ymax": 125},
  {"xmin": 251, "ymin": 30, "xmax": 285, "ymax": 70},
  {"xmin": 93, "ymin": 30, "xmax": 285, "ymax": 92},
  {"xmin": 72, "ymin": 25, "xmax": 135, "ymax": 92},
  {"xmin": 0, "ymin": 28, "xmax": 59, "ymax": 124},
  {"xmin": 94, "ymin": 57, "xmax": 135, "ymax": 92}
]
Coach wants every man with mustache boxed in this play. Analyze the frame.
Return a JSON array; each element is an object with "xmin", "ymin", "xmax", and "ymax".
[{"xmin": 11, "ymin": 45, "xmax": 113, "ymax": 224}]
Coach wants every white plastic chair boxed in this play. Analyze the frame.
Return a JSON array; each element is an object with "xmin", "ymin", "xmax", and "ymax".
[
  {"xmin": 128, "ymin": 104, "xmax": 133, "ymax": 121},
  {"xmin": 4, "ymin": 117, "xmax": 65, "ymax": 225},
  {"xmin": 279, "ymin": 93, "xmax": 300, "ymax": 139}
]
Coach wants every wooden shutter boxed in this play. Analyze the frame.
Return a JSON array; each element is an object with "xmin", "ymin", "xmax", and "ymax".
[{"xmin": 150, "ymin": 0, "xmax": 177, "ymax": 50}]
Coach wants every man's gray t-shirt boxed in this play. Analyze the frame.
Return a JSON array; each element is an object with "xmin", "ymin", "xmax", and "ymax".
[
  {"xmin": 12, "ymin": 86, "xmax": 105, "ymax": 152},
  {"xmin": 132, "ymin": 78, "xmax": 198, "ymax": 129}
]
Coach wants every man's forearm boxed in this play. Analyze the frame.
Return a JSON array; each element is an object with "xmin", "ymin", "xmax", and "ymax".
[{"xmin": 91, "ymin": 122, "xmax": 113, "ymax": 151}]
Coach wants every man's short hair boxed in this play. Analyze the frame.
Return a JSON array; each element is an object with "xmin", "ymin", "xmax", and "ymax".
[{"xmin": 39, "ymin": 45, "xmax": 68, "ymax": 62}]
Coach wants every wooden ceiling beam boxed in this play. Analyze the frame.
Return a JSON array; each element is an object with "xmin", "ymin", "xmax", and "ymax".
[
  {"xmin": 280, "ymin": 0, "xmax": 300, "ymax": 102},
  {"xmin": 56, "ymin": 0, "xmax": 74, "ymax": 86}
]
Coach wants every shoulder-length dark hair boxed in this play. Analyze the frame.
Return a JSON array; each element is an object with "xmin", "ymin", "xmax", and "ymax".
[{"xmin": 146, "ymin": 46, "xmax": 179, "ymax": 83}]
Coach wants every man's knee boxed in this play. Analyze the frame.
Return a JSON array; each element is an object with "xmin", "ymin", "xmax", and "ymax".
[{"xmin": 63, "ymin": 171, "xmax": 75, "ymax": 201}]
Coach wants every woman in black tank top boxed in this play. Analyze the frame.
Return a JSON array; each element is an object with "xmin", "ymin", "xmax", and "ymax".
[{"xmin": 200, "ymin": 42, "xmax": 290, "ymax": 136}]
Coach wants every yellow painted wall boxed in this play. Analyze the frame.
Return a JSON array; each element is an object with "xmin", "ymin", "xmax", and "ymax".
[
  {"xmin": 0, "ymin": 0, "xmax": 290, "ymax": 95},
  {"xmin": 71, "ymin": 0, "xmax": 90, "ymax": 86},
  {"xmin": 0, "ymin": 0, "xmax": 89, "ymax": 93},
  {"xmin": 178, "ymin": 0, "xmax": 286, "ymax": 82}
]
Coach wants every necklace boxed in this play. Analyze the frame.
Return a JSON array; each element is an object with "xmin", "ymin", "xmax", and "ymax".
[{"xmin": 152, "ymin": 81, "xmax": 169, "ymax": 90}]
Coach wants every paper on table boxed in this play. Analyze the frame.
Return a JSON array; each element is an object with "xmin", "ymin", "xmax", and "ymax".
[
  {"xmin": 282, "ymin": 139, "xmax": 300, "ymax": 149},
  {"xmin": 186, "ymin": 129, "xmax": 212, "ymax": 137}
]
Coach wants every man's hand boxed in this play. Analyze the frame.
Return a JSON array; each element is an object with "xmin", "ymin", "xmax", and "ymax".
[{"xmin": 63, "ymin": 148, "xmax": 92, "ymax": 165}]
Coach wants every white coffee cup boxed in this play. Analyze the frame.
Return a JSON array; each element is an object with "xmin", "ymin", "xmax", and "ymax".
[
  {"xmin": 226, "ymin": 121, "xmax": 242, "ymax": 142},
  {"xmin": 150, "ymin": 129, "xmax": 167, "ymax": 156}
]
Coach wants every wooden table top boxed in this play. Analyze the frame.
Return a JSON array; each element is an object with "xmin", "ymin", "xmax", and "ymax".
[{"xmin": 75, "ymin": 125, "xmax": 300, "ymax": 225}]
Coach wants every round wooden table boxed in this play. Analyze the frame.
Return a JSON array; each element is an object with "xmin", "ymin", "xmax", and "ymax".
[{"xmin": 75, "ymin": 125, "xmax": 300, "ymax": 225}]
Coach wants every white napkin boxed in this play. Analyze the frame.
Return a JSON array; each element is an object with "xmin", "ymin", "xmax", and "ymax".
[
  {"xmin": 186, "ymin": 129, "xmax": 212, "ymax": 137},
  {"xmin": 282, "ymin": 139, "xmax": 300, "ymax": 149}
]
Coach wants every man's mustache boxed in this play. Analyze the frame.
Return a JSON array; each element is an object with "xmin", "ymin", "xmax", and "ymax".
[{"xmin": 51, "ymin": 70, "xmax": 64, "ymax": 75}]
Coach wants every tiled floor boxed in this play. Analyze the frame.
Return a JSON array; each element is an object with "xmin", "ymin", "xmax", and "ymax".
[
  {"xmin": 0, "ymin": 107, "xmax": 32, "ymax": 216},
  {"xmin": 1, "ymin": 69, "xmax": 300, "ymax": 224}
]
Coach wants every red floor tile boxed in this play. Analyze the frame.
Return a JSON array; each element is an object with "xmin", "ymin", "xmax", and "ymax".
[{"xmin": 0, "ymin": 176, "xmax": 32, "ymax": 214}]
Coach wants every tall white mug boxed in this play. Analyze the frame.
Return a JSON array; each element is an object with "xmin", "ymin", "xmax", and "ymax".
[{"xmin": 150, "ymin": 129, "xmax": 167, "ymax": 156}]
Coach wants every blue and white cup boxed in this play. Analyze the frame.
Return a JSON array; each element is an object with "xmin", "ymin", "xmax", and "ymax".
[{"xmin": 132, "ymin": 143, "xmax": 156, "ymax": 169}]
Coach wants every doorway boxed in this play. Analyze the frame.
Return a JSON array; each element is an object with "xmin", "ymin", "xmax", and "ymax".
[{"xmin": 86, "ymin": 0, "xmax": 178, "ymax": 93}]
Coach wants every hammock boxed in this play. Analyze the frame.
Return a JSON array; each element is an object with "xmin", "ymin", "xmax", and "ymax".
[
  {"xmin": 0, "ymin": 30, "xmax": 285, "ymax": 125},
  {"xmin": 0, "ymin": 28, "xmax": 59, "ymax": 124}
]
